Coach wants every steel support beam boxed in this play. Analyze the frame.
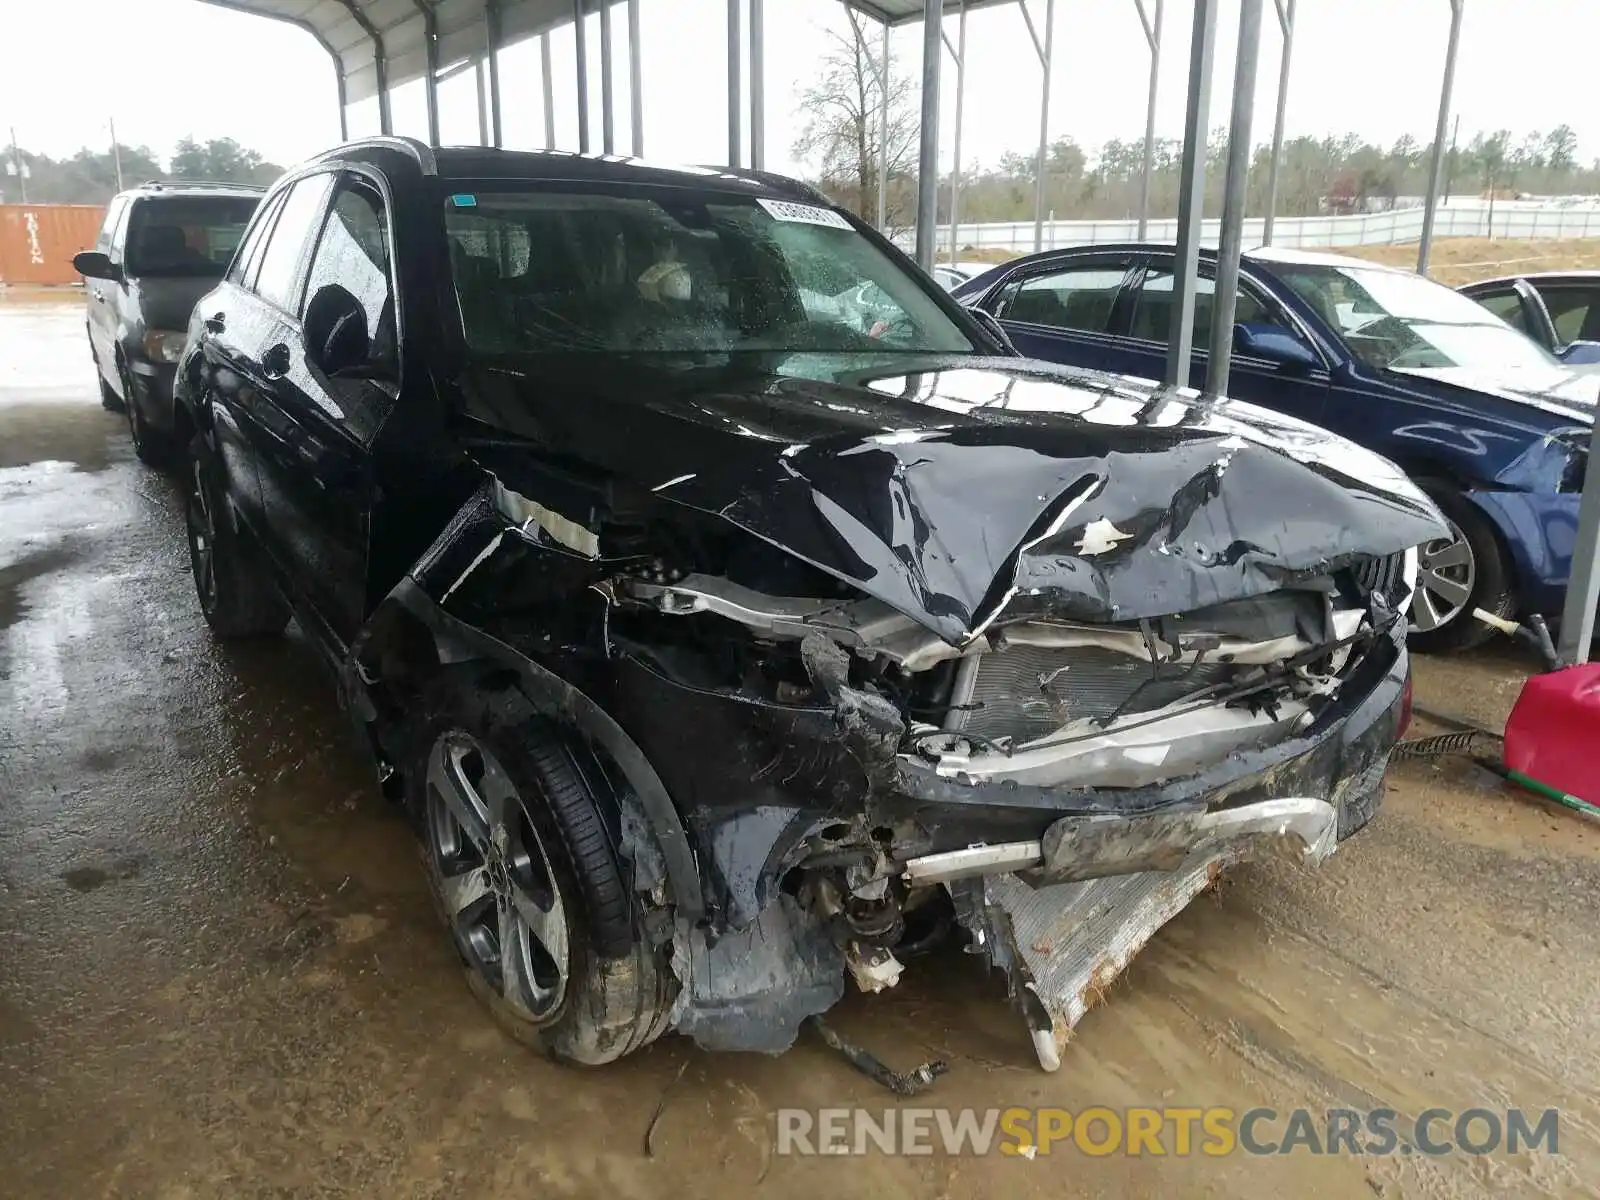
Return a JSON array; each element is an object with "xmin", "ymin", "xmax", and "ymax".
[
  {"xmin": 1559, "ymin": 426, "xmax": 1600, "ymax": 664},
  {"xmin": 1262, "ymin": 0, "xmax": 1295, "ymax": 245},
  {"xmin": 944, "ymin": 4, "xmax": 967, "ymax": 264},
  {"xmin": 476, "ymin": 58, "xmax": 490, "ymax": 144},
  {"xmin": 914, "ymin": 0, "xmax": 942, "ymax": 268},
  {"xmin": 336, "ymin": 0, "xmax": 391, "ymax": 134},
  {"xmin": 485, "ymin": 0, "xmax": 504, "ymax": 147},
  {"xmin": 1204, "ymin": 0, "xmax": 1263, "ymax": 398},
  {"xmin": 727, "ymin": 0, "xmax": 742, "ymax": 166},
  {"xmin": 412, "ymin": 0, "xmax": 441, "ymax": 145},
  {"xmin": 1019, "ymin": 0, "xmax": 1054, "ymax": 253},
  {"xmin": 574, "ymin": 0, "xmax": 591, "ymax": 152},
  {"xmin": 629, "ymin": 0, "xmax": 644, "ymax": 155},
  {"xmin": 1163, "ymin": 0, "xmax": 1218, "ymax": 388},
  {"xmin": 336, "ymin": 71, "xmax": 349, "ymax": 142},
  {"xmin": 600, "ymin": 0, "xmax": 615, "ymax": 152},
  {"xmin": 878, "ymin": 19, "xmax": 890, "ymax": 231},
  {"xmin": 1135, "ymin": 0, "xmax": 1162, "ymax": 240},
  {"xmin": 1418, "ymin": 0, "xmax": 1464, "ymax": 275},
  {"xmin": 542, "ymin": 33, "xmax": 557, "ymax": 148},
  {"xmin": 750, "ymin": 0, "xmax": 765, "ymax": 169}
]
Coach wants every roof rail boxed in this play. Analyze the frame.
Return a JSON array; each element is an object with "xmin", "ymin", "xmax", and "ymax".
[
  {"xmin": 312, "ymin": 136, "xmax": 438, "ymax": 176},
  {"xmin": 136, "ymin": 179, "xmax": 268, "ymax": 191}
]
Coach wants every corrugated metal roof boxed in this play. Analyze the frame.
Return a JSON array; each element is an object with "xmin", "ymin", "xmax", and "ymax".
[{"xmin": 199, "ymin": 0, "xmax": 1021, "ymax": 105}]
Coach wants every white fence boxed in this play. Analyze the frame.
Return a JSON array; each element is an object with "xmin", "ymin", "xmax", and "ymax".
[{"xmin": 911, "ymin": 200, "xmax": 1600, "ymax": 254}]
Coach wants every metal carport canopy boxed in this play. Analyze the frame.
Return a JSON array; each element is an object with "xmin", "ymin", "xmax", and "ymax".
[
  {"xmin": 201, "ymin": 1, "xmax": 591, "ymax": 104},
  {"xmin": 202, "ymin": 0, "xmax": 1018, "ymax": 101}
]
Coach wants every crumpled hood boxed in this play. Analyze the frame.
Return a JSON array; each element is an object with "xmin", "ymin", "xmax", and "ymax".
[
  {"xmin": 1388, "ymin": 363, "xmax": 1600, "ymax": 422},
  {"xmin": 463, "ymin": 358, "xmax": 1447, "ymax": 644}
]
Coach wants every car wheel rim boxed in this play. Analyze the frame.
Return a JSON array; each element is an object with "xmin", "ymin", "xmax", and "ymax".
[
  {"xmin": 186, "ymin": 463, "xmax": 217, "ymax": 612},
  {"xmin": 1409, "ymin": 518, "xmax": 1476, "ymax": 634},
  {"xmin": 424, "ymin": 732, "xmax": 569, "ymax": 1021}
]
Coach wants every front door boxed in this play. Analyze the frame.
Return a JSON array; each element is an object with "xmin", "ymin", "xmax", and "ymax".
[{"xmin": 1125, "ymin": 258, "xmax": 1332, "ymax": 429}]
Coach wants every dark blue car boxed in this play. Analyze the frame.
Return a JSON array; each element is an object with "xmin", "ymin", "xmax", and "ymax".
[{"xmin": 954, "ymin": 245, "xmax": 1599, "ymax": 650}]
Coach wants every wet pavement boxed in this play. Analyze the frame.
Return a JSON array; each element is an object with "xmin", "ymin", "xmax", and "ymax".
[{"xmin": 3, "ymin": 296, "xmax": 1600, "ymax": 1198}]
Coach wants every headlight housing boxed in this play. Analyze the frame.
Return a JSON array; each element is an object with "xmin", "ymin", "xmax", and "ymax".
[{"xmin": 142, "ymin": 329, "xmax": 186, "ymax": 364}]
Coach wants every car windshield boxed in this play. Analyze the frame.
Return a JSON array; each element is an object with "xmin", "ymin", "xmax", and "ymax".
[
  {"xmin": 442, "ymin": 187, "xmax": 975, "ymax": 359},
  {"xmin": 1274, "ymin": 262, "xmax": 1558, "ymax": 372},
  {"xmin": 124, "ymin": 195, "xmax": 259, "ymax": 278}
]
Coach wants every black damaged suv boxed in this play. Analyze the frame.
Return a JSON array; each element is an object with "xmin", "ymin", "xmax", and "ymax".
[{"xmin": 176, "ymin": 137, "xmax": 1444, "ymax": 1072}]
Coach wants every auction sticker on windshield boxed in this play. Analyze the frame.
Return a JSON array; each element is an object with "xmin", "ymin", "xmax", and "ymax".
[{"xmin": 758, "ymin": 198, "xmax": 854, "ymax": 229}]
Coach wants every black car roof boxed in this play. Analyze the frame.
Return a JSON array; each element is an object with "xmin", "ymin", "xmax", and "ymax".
[
  {"xmin": 311, "ymin": 136, "xmax": 831, "ymax": 205},
  {"xmin": 1463, "ymin": 271, "xmax": 1600, "ymax": 290}
]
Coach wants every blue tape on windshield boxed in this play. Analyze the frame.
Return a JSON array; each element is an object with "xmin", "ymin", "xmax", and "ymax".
[{"xmin": 450, "ymin": 194, "xmax": 478, "ymax": 207}]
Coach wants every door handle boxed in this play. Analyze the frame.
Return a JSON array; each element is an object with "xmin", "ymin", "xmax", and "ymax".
[
  {"xmin": 261, "ymin": 342, "xmax": 292, "ymax": 380},
  {"xmin": 204, "ymin": 312, "xmax": 226, "ymax": 334}
]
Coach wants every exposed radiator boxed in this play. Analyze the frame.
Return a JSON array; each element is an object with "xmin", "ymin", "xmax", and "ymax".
[{"xmin": 954, "ymin": 644, "xmax": 1235, "ymax": 746}]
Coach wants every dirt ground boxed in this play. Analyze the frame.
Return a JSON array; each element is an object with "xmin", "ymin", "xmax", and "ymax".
[
  {"xmin": 4, "ymin": 294, "xmax": 1600, "ymax": 1199},
  {"xmin": 1346, "ymin": 238, "xmax": 1600, "ymax": 286}
]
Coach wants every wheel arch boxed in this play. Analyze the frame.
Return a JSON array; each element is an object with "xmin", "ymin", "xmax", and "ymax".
[{"xmin": 348, "ymin": 578, "xmax": 705, "ymax": 921}]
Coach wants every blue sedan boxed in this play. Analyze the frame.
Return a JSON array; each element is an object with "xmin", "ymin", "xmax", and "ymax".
[{"xmin": 954, "ymin": 245, "xmax": 1599, "ymax": 650}]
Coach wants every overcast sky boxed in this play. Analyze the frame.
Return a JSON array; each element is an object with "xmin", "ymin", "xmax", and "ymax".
[{"xmin": 4, "ymin": 0, "xmax": 1597, "ymax": 179}]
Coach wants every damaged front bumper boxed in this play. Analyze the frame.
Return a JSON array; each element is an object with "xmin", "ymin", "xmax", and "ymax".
[{"xmin": 930, "ymin": 628, "xmax": 1404, "ymax": 1070}]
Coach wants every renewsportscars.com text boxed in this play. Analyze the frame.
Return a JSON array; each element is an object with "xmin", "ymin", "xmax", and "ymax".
[{"xmin": 775, "ymin": 1106, "xmax": 1561, "ymax": 1158}]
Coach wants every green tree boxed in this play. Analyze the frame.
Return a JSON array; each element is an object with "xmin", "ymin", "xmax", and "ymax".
[{"xmin": 169, "ymin": 136, "xmax": 282, "ymax": 186}]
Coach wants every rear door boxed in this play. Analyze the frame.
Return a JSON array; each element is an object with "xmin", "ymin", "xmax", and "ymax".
[
  {"xmin": 247, "ymin": 171, "xmax": 398, "ymax": 646},
  {"xmin": 983, "ymin": 254, "xmax": 1147, "ymax": 375},
  {"xmin": 86, "ymin": 196, "xmax": 129, "ymax": 387},
  {"xmin": 197, "ymin": 177, "xmax": 334, "ymax": 542},
  {"xmin": 1125, "ymin": 256, "xmax": 1333, "ymax": 428}
]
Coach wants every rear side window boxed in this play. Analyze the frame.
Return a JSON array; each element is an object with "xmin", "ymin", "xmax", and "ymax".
[
  {"xmin": 1130, "ymin": 269, "xmax": 1268, "ymax": 346},
  {"xmin": 1000, "ymin": 266, "xmax": 1127, "ymax": 333},
  {"xmin": 95, "ymin": 197, "xmax": 127, "ymax": 253},
  {"xmin": 124, "ymin": 195, "xmax": 260, "ymax": 278},
  {"xmin": 252, "ymin": 174, "xmax": 334, "ymax": 310},
  {"xmin": 1474, "ymin": 289, "xmax": 1527, "ymax": 333},
  {"xmin": 228, "ymin": 190, "xmax": 285, "ymax": 289}
]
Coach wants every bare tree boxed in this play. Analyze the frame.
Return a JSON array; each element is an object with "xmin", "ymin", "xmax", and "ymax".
[{"xmin": 791, "ymin": 14, "xmax": 918, "ymax": 230}]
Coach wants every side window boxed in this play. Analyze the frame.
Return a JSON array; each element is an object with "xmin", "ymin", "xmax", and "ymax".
[
  {"xmin": 1539, "ymin": 288, "xmax": 1600, "ymax": 344},
  {"xmin": 227, "ymin": 191, "xmax": 283, "ymax": 288},
  {"xmin": 301, "ymin": 175, "xmax": 397, "ymax": 378},
  {"xmin": 95, "ymin": 197, "xmax": 127, "ymax": 253},
  {"xmin": 252, "ymin": 174, "xmax": 335, "ymax": 310},
  {"xmin": 108, "ymin": 199, "xmax": 135, "ymax": 262},
  {"xmin": 1474, "ymin": 289, "xmax": 1528, "ymax": 334},
  {"xmin": 1130, "ymin": 270, "xmax": 1269, "ymax": 347},
  {"xmin": 1000, "ymin": 266, "xmax": 1127, "ymax": 333}
]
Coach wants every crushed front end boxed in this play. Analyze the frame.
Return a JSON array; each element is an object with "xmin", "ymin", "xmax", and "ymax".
[
  {"xmin": 355, "ymin": 365, "xmax": 1443, "ymax": 1070},
  {"xmin": 595, "ymin": 541, "xmax": 1414, "ymax": 1067}
]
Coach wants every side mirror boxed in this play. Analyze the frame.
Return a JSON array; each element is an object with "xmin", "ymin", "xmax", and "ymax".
[
  {"xmin": 1558, "ymin": 339, "xmax": 1600, "ymax": 366},
  {"xmin": 1235, "ymin": 321, "xmax": 1319, "ymax": 370},
  {"xmin": 303, "ymin": 284, "xmax": 370, "ymax": 377},
  {"xmin": 969, "ymin": 307, "xmax": 1018, "ymax": 356},
  {"xmin": 72, "ymin": 250, "xmax": 122, "ymax": 283}
]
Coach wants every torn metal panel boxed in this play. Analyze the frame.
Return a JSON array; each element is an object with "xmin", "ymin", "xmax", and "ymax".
[{"xmin": 955, "ymin": 797, "xmax": 1337, "ymax": 1072}]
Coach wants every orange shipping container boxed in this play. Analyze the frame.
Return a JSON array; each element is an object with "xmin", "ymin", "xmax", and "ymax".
[{"xmin": 0, "ymin": 204, "xmax": 106, "ymax": 287}]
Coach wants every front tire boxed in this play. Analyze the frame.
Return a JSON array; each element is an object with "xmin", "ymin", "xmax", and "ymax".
[
  {"xmin": 185, "ymin": 438, "xmax": 289, "ymax": 638},
  {"xmin": 1407, "ymin": 483, "xmax": 1515, "ymax": 653},
  {"xmin": 410, "ymin": 683, "xmax": 676, "ymax": 1066}
]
